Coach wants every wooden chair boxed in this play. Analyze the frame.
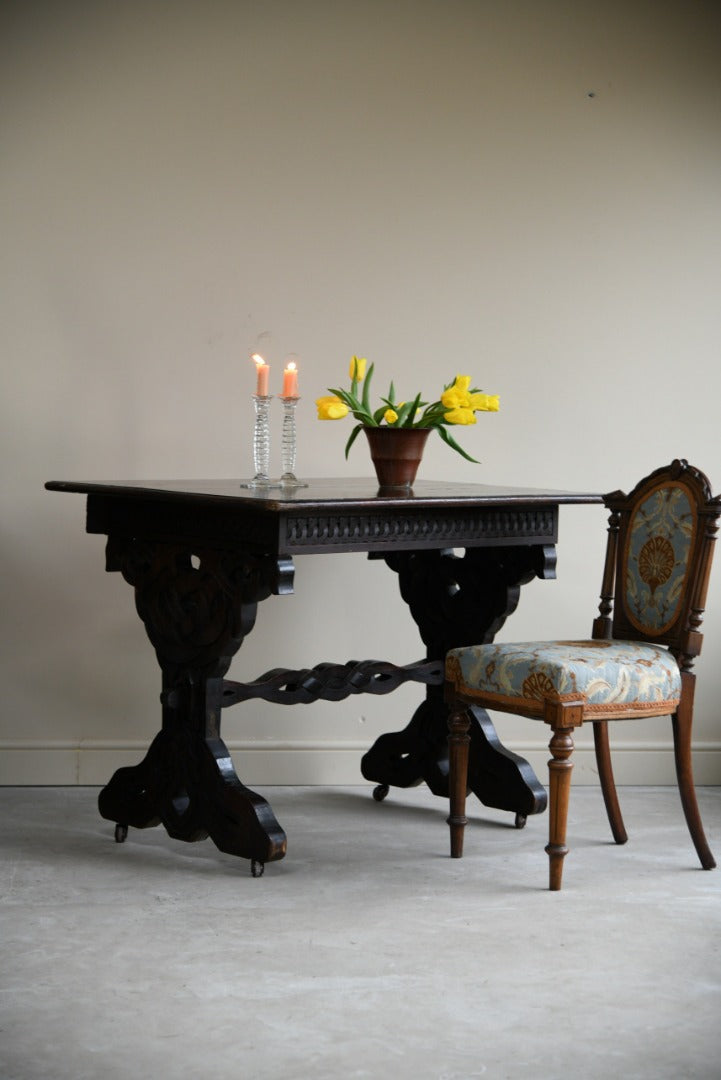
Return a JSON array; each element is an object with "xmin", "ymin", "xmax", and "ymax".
[{"xmin": 444, "ymin": 460, "xmax": 720, "ymax": 889}]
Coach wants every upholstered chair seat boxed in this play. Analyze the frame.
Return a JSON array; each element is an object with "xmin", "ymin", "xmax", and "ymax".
[
  {"xmin": 444, "ymin": 460, "xmax": 720, "ymax": 890},
  {"xmin": 446, "ymin": 640, "xmax": 682, "ymax": 721}
]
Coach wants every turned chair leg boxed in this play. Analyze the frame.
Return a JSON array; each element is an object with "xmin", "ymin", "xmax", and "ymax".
[
  {"xmin": 593, "ymin": 720, "xmax": 628, "ymax": 845},
  {"xmin": 672, "ymin": 675, "xmax": 716, "ymax": 870},
  {"xmin": 447, "ymin": 705, "xmax": 471, "ymax": 858},
  {"xmin": 546, "ymin": 726, "xmax": 575, "ymax": 890}
]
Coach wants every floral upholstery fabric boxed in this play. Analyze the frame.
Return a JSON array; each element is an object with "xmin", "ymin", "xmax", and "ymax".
[
  {"xmin": 445, "ymin": 640, "xmax": 681, "ymax": 719},
  {"xmin": 624, "ymin": 483, "xmax": 694, "ymax": 635}
]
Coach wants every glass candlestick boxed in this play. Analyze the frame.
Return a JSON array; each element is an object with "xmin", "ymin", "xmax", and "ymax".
[
  {"xmin": 241, "ymin": 394, "xmax": 277, "ymax": 488},
  {"xmin": 279, "ymin": 396, "xmax": 307, "ymax": 487}
]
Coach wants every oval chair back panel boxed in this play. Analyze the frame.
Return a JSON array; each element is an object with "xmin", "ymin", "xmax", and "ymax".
[
  {"xmin": 623, "ymin": 481, "xmax": 694, "ymax": 637},
  {"xmin": 601, "ymin": 464, "xmax": 719, "ymax": 661}
]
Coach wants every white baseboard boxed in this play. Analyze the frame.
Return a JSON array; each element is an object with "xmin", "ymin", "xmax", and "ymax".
[{"xmin": 1, "ymin": 739, "xmax": 720, "ymax": 786}]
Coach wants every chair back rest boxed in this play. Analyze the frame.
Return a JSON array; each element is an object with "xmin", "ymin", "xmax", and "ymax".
[{"xmin": 593, "ymin": 460, "xmax": 721, "ymax": 668}]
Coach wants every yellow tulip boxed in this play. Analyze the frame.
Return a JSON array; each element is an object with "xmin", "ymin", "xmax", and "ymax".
[
  {"xmin": 316, "ymin": 395, "xmax": 350, "ymax": 420},
  {"xmin": 349, "ymin": 355, "xmax": 367, "ymax": 381},
  {"xmin": 444, "ymin": 407, "xmax": 477, "ymax": 425},
  {"xmin": 441, "ymin": 386, "xmax": 470, "ymax": 410},
  {"xmin": 469, "ymin": 392, "xmax": 500, "ymax": 412},
  {"xmin": 384, "ymin": 408, "xmax": 398, "ymax": 424},
  {"xmin": 452, "ymin": 375, "xmax": 471, "ymax": 393}
]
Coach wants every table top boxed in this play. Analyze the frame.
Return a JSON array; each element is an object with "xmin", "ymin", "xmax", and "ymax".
[
  {"xmin": 45, "ymin": 476, "xmax": 602, "ymax": 509},
  {"xmin": 46, "ymin": 477, "xmax": 603, "ymax": 555}
]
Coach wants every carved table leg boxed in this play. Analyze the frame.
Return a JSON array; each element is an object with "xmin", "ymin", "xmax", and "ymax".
[
  {"xmin": 362, "ymin": 546, "xmax": 552, "ymax": 817},
  {"xmin": 99, "ymin": 537, "xmax": 292, "ymax": 867}
]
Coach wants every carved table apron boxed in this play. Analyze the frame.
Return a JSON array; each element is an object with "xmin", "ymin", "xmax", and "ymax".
[{"xmin": 45, "ymin": 477, "xmax": 601, "ymax": 873}]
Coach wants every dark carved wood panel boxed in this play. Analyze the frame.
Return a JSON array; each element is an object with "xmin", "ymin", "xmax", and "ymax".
[
  {"xmin": 360, "ymin": 545, "xmax": 553, "ymax": 814},
  {"xmin": 281, "ymin": 507, "xmax": 557, "ymax": 552},
  {"xmin": 87, "ymin": 493, "xmax": 280, "ymax": 553},
  {"xmin": 105, "ymin": 536, "xmax": 293, "ymax": 680},
  {"xmin": 220, "ymin": 658, "xmax": 444, "ymax": 707},
  {"xmin": 97, "ymin": 538, "xmax": 294, "ymax": 864}
]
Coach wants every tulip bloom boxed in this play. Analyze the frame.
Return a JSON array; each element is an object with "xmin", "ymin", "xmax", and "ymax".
[
  {"xmin": 442, "ymin": 376, "xmax": 499, "ymax": 416},
  {"xmin": 349, "ymin": 356, "xmax": 367, "ymax": 381},
  {"xmin": 316, "ymin": 395, "xmax": 350, "ymax": 420},
  {"xmin": 444, "ymin": 406, "xmax": 477, "ymax": 425},
  {"xmin": 470, "ymin": 393, "xmax": 500, "ymax": 412},
  {"xmin": 441, "ymin": 375, "xmax": 472, "ymax": 410},
  {"xmin": 441, "ymin": 387, "xmax": 465, "ymax": 410}
]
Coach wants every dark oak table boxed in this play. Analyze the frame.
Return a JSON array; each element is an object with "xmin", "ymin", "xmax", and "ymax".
[{"xmin": 46, "ymin": 477, "xmax": 601, "ymax": 874}]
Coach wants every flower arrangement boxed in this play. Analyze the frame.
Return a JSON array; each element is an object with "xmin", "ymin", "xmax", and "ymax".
[{"xmin": 316, "ymin": 356, "xmax": 499, "ymax": 462}]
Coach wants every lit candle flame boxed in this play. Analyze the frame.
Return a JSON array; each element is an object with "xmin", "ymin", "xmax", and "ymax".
[
  {"xmin": 282, "ymin": 358, "xmax": 299, "ymax": 397},
  {"xmin": 251, "ymin": 353, "xmax": 270, "ymax": 395}
]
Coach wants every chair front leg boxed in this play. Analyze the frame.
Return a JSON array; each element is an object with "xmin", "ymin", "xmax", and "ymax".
[
  {"xmin": 447, "ymin": 705, "xmax": 471, "ymax": 858},
  {"xmin": 546, "ymin": 725, "xmax": 576, "ymax": 890}
]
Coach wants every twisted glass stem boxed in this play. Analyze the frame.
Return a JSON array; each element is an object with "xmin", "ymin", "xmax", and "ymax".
[
  {"xmin": 280, "ymin": 397, "xmax": 298, "ymax": 481},
  {"xmin": 251, "ymin": 394, "xmax": 272, "ymax": 485},
  {"xmin": 279, "ymin": 397, "xmax": 307, "ymax": 486}
]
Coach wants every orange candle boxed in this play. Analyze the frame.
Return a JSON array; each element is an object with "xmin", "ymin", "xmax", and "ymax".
[
  {"xmin": 252, "ymin": 353, "xmax": 269, "ymax": 396},
  {"xmin": 282, "ymin": 360, "xmax": 299, "ymax": 397}
]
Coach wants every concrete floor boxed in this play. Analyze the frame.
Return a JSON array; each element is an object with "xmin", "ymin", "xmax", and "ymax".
[{"xmin": 1, "ymin": 784, "xmax": 720, "ymax": 1080}]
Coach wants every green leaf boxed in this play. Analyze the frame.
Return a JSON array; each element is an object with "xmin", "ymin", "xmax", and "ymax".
[
  {"xmin": 361, "ymin": 362, "xmax": 375, "ymax": 415},
  {"xmin": 436, "ymin": 423, "xmax": 480, "ymax": 463},
  {"xmin": 414, "ymin": 399, "xmax": 441, "ymax": 428},
  {"xmin": 408, "ymin": 392, "xmax": 424, "ymax": 424},
  {"xmin": 328, "ymin": 386, "xmax": 374, "ymax": 425},
  {"xmin": 395, "ymin": 397, "xmax": 418, "ymax": 426},
  {"xmin": 344, "ymin": 423, "xmax": 364, "ymax": 458},
  {"xmin": 328, "ymin": 386, "xmax": 357, "ymax": 409}
]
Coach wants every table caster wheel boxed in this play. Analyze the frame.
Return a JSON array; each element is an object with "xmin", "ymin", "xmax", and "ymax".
[
  {"xmin": 251, "ymin": 860, "xmax": 265, "ymax": 878},
  {"xmin": 372, "ymin": 784, "xmax": 390, "ymax": 802},
  {"xmin": 114, "ymin": 823, "xmax": 128, "ymax": 843},
  {"xmin": 514, "ymin": 813, "xmax": 527, "ymax": 829}
]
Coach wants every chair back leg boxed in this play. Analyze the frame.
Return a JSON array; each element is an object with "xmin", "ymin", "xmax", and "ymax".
[
  {"xmin": 672, "ymin": 673, "xmax": 716, "ymax": 870},
  {"xmin": 592, "ymin": 721, "xmax": 628, "ymax": 845}
]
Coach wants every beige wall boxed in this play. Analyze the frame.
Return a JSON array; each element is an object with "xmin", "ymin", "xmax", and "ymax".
[{"xmin": 2, "ymin": 0, "xmax": 720, "ymax": 786}]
